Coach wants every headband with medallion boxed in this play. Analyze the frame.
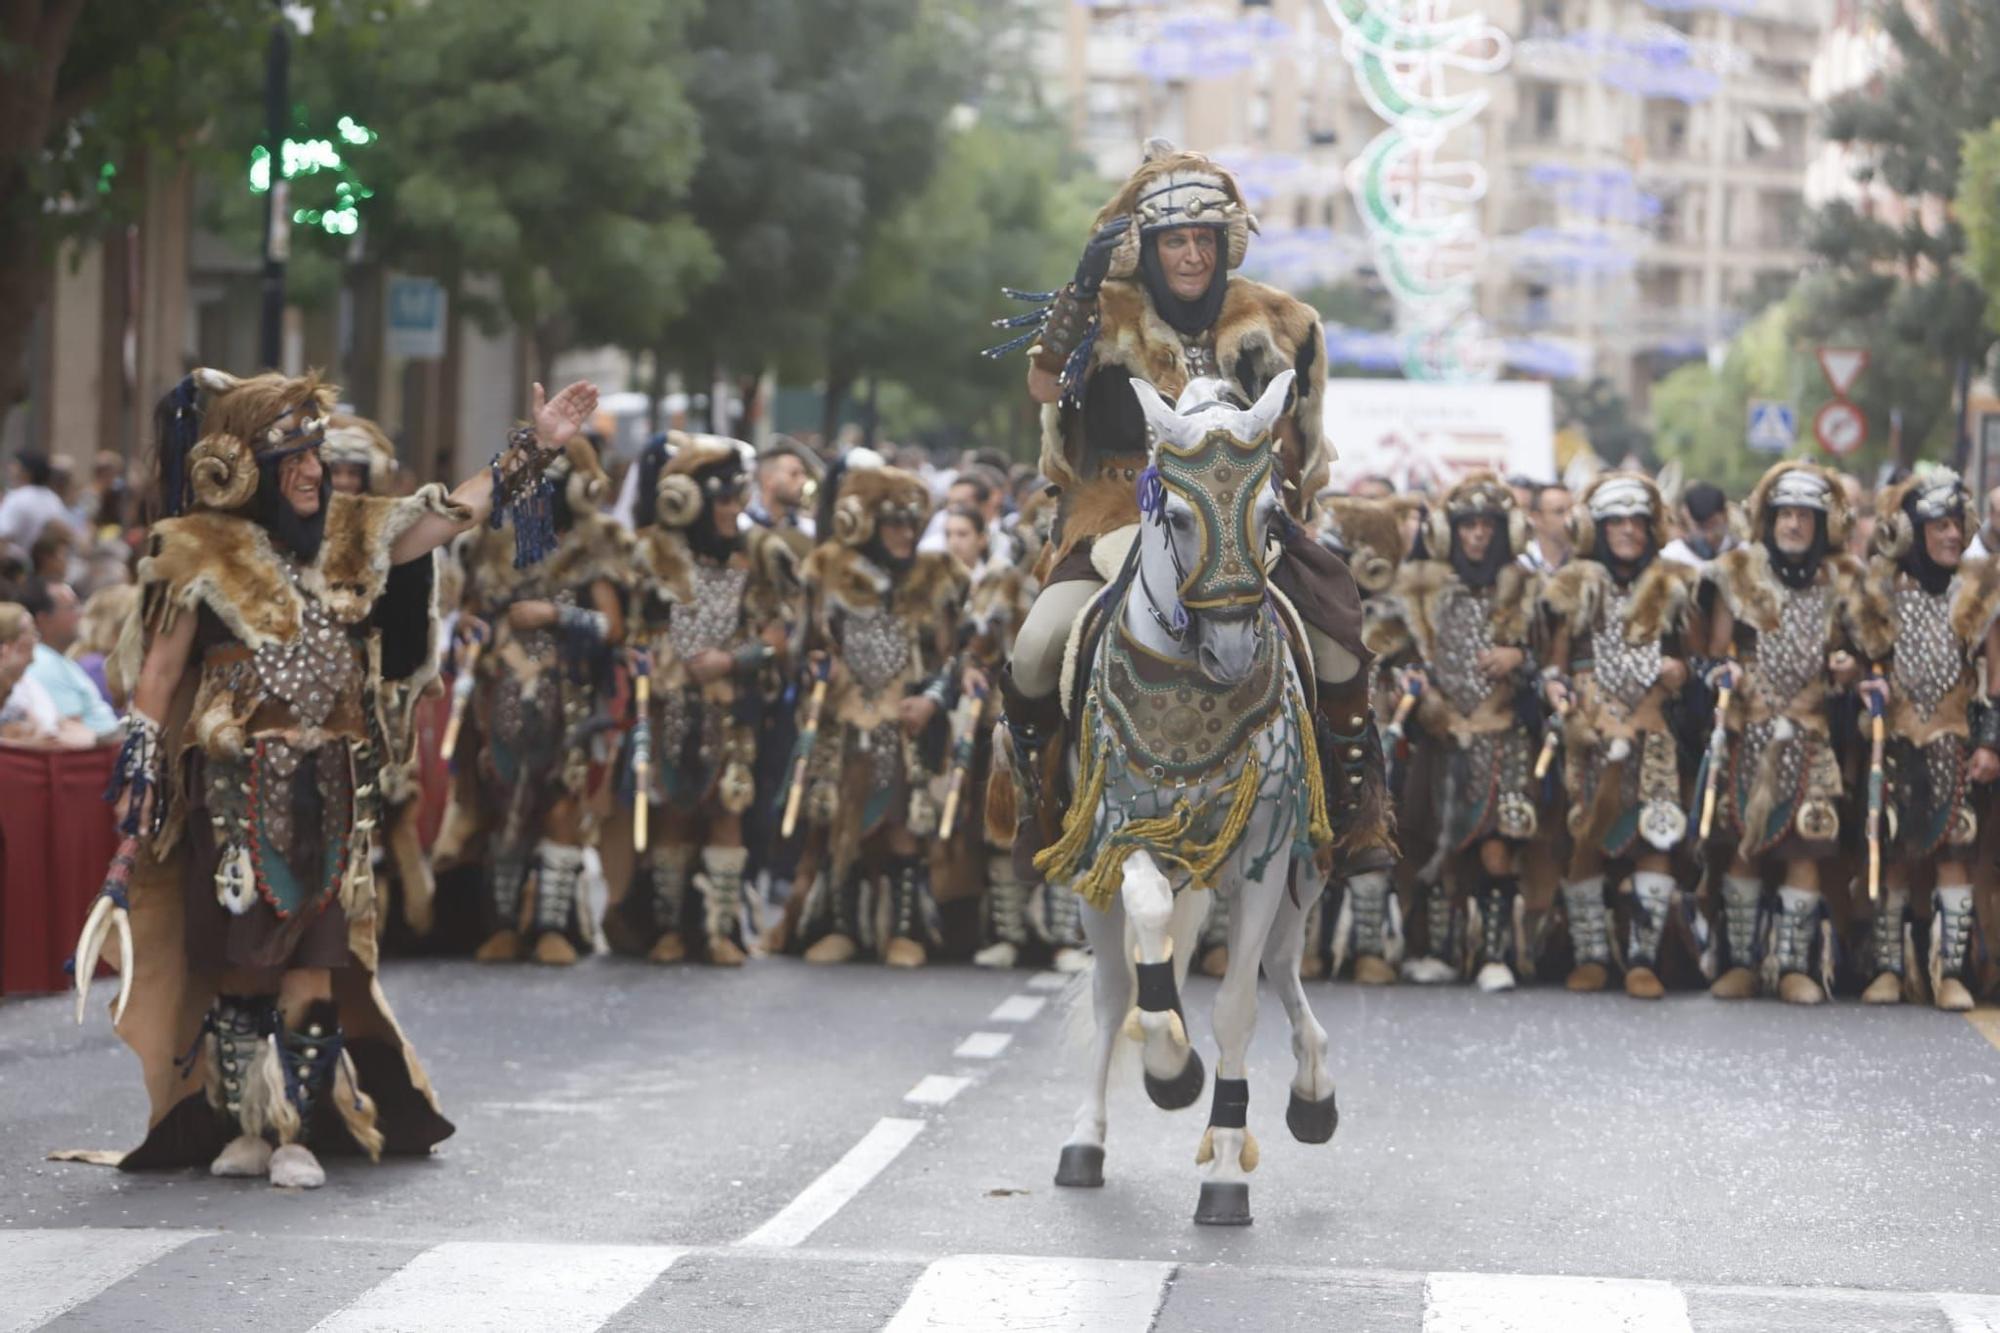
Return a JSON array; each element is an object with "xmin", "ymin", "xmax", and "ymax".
[
  {"xmin": 1906, "ymin": 469, "xmax": 1969, "ymax": 524},
  {"xmin": 1585, "ymin": 474, "xmax": 1655, "ymax": 522},
  {"xmin": 1766, "ymin": 469, "xmax": 1832, "ymax": 513}
]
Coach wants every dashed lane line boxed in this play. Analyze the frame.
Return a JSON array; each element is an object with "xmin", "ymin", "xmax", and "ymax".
[
  {"xmin": 736, "ymin": 1117, "xmax": 927, "ymax": 1249},
  {"xmin": 885, "ymin": 1253, "xmax": 1173, "ymax": 1333},
  {"xmin": 1423, "ymin": 1271, "xmax": 1693, "ymax": 1333},
  {"xmin": 989, "ymin": 993, "xmax": 1049, "ymax": 1022},
  {"xmin": 1026, "ymin": 970, "xmax": 1071, "ymax": 991},
  {"xmin": 955, "ymin": 1031, "xmax": 1014, "ymax": 1058},
  {"xmin": 1940, "ymin": 1291, "xmax": 2000, "ymax": 1333},
  {"xmin": 904, "ymin": 1074, "xmax": 974, "ymax": 1106}
]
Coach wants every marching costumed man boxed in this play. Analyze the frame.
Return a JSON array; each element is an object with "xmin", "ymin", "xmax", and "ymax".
[
  {"xmin": 986, "ymin": 139, "xmax": 1389, "ymax": 978},
  {"xmin": 602, "ymin": 434, "xmax": 798, "ymax": 966},
  {"xmin": 1540, "ymin": 474, "xmax": 1699, "ymax": 999},
  {"xmin": 75, "ymin": 370, "xmax": 596, "ymax": 1188},
  {"xmin": 1365, "ymin": 474, "xmax": 1541, "ymax": 991},
  {"xmin": 320, "ymin": 413, "xmax": 437, "ymax": 946},
  {"xmin": 1849, "ymin": 470, "xmax": 1998, "ymax": 1011},
  {"xmin": 1699, "ymin": 461, "xmax": 1867, "ymax": 1005},
  {"xmin": 791, "ymin": 457, "xmax": 969, "ymax": 968},
  {"xmin": 444, "ymin": 433, "xmax": 628, "ymax": 966},
  {"xmin": 1302, "ymin": 495, "xmax": 1414, "ymax": 982}
]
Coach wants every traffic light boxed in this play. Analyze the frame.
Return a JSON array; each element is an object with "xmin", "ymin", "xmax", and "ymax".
[{"xmin": 247, "ymin": 115, "xmax": 377, "ymax": 235}]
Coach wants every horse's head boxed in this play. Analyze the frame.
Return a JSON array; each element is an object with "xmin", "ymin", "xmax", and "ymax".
[{"xmin": 1129, "ymin": 370, "xmax": 1295, "ymax": 686}]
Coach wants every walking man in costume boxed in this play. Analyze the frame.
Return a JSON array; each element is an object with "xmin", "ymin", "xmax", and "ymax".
[
  {"xmin": 989, "ymin": 139, "xmax": 1391, "ymax": 980},
  {"xmin": 1365, "ymin": 474, "xmax": 1541, "ymax": 991},
  {"xmin": 84, "ymin": 369, "xmax": 594, "ymax": 1188},
  {"xmin": 1851, "ymin": 470, "xmax": 1997, "ymax": 1010},
  {"xmin": 446, "ymin": 435, "xmax": 628, "ymax": 966},
  {"xmin": 792, "ymin": 456, "xmax": 968, "ymax": 968},
  {"xmin": 1540, "ymin": 474, "xmax": 1699, "ymax": 998},
  {"xmin": 604, "ymin": 433, "xmax": 799, "ymax": 966},
  {"xmin": 1700, "ymin": 460, "xmax": 1866, "ymax": 1005}
]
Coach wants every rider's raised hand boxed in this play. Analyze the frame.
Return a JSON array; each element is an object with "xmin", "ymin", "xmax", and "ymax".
[{"xmin": 1073, "ymin": 216, "xmax": 1132, "ymax": 296}]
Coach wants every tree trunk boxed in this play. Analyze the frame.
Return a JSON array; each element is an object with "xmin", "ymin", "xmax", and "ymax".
[
  {"xmin": 862, "ymin": 376, "xmax": 880, "ymax": 448},
  {"xmin": 0, "ymin": 242, "xmax": 53, "ymax": 426},
  {"xmin": 820, "ymin": 370, "xmax": 851, "ymax": 448},
  {"xmin": 646, "ymin": 350, "xmax": 667, "ymax": 436}
]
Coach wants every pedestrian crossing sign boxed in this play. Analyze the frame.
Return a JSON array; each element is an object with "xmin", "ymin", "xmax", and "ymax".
[{"xmin": 1747, "ymin": 400, "xmax": 1795, "ymax": 454}]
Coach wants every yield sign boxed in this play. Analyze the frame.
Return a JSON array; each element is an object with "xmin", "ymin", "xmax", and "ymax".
[{"xmin": 1817, "ymin": 347, "xmax": 1869, "ymax": 397}]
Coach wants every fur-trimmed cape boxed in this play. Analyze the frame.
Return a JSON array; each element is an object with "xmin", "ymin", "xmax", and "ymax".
[
  {"xmin": 1042, "ymin": 276, "xmax": 1329, "ymax": 510},
  {"xmin": 1362, "ymin": 560, "xmax": 1537, "ymax": 664},
  {"xmin": 1541, "ymin": 558, "xmax": 1697, "ymax": 646},
  {"xmin": 635, "ymin": 525, "xmax": 799, "ymax": 629},
  {"xmin": 1848, "ymin": 552, "xmax": 2000, "ymax": 666},
  {"xmin": 1704, "ymin": 543, "xmax": 1864, "ymax": 638},
  {"xmin": 456, "ymin": 508, "xmax": 634, "ymax": 608},
  {"xmin": 800, "ymin": 544, "xmax": 969, "ymax": 640}
]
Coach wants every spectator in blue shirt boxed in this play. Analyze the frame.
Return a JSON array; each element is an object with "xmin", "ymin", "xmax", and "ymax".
[{"xmin": 19, "ymin": 577, "xmax": 117, "ymax": 737}]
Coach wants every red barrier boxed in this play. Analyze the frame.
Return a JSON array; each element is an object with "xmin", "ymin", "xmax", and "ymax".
[{"xmin": 0, "ymin": 744, "xmax": 120, "ymax": 996}]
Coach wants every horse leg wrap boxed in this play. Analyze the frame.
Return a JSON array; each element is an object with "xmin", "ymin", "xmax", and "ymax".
[
  {"xmin": 1208, "ymin": 1077, "xmax": 1249, "ymax": 1129},
  {"xmin": 1134, "ymin": 958, "xmax": 1180, "ymax": 1013}
]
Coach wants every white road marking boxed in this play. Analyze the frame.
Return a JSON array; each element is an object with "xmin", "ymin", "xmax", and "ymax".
[
  {"xmin": 737, "ymin": 1117, "xmax": 926, "ymax": 1249},
  {"xmin": 311, "ymin": 1240, "xmax": 684, "ymax": 1333},
  {"xmin": 1027, "ymin": 971, "xmax": 1069, "ymax": 991},
  {"xmin": 1424, "ymin": 1272, "xmax": 1692, "ymax": 1333},
  {"xmin": 1941, "ymin": 1292, "xmax": 2000, "ymax": 1333},
  {"xmin": 0, "ymin": 1227, "xmax": 207, "ymax": 1333},
  {"xmin": 989, "ymin": 994, "xmax": 1048, "ymax": 1022},
  {"xmin": 954, "ymin": 1031, "xmax": 1014, "ymax": 1058},
  {"xmin": 885, "ymin": 1253, "xmax": 1172, "ymax": 1332},
  {"xmin": 904, "ymin": 1074, "xmax": 973, "ymax": 1106}
]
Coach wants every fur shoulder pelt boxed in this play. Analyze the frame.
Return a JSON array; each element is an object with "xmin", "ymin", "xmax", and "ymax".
[
  {"xmin": 462, "ymin": 510, "xmax": 632, "ymax": 603},
  {"xmin": 803, "ymin": 544, "xmax": 967, "ymax": 634},
  {"xmin": 1952, "ymin": 555, "xmax": 2000, "ymax": 652},
  {"xmin": 1542, "ymin": 558, "xmax": 1695, "ymax": 645},
  {"xmin": 1320, "ymin": 497, "xmax": 1407, "ymax": 595},
  {"xmin": 634, "ymin": 527, "xmax": 695, "ymax": 605},
  {"xmin": 1056, "ymin": 275, "xmax": 1328, "ymax": 508},
  {"xmin": 1716, "ymin": 544, "xmax": 1866, "ymax": 641},
  {"xmin": 1855, "ymin": 553, "xmax": 2000, "ymax": 662},
  {"xmin": 1366, "ymin": 558, "xmax": 1536, "ymax": 662},
  {"xmin": 305, "ymin": 485, "xmax": 468, "ymax": 625}
]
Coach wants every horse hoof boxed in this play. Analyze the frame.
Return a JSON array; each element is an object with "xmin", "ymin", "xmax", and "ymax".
[
  {"xmin": 1143, "ymin": 1048, "xmax": 1206, "ymax": 1111},
  {"xmin": 1193, "ymin": 1181, "xmax": 1252, "ymax": 1226},
  {"xmin": 1054, "ymin": 1144, "xmax": 1106, "ymax": 1188},
  {"xmin": 1285, "ymin": 1088, "xmax": 1340, "ymax": 1145}
]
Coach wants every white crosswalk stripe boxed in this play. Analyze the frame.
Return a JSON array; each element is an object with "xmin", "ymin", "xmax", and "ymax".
[
  {"xmin": 309, "ymin": 1240, "xmax": 685, "ymax": 1333},
  {"xmin": 6, "ymin": 1228, "xmax": 2000, "ymax": 1332},
  {"xmin": 1423, "ymin": 1271, "xmax": 1692, "ymax": 1333},
  {"xmin": 885, "ymin": 1254, "xmax": 1172, "ymax": 1332},
  {"xmin": 0, "ymin": 1228, "xmax": 207, "ymax": 1333}
]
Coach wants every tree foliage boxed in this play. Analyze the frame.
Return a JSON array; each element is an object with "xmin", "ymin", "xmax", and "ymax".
[
  {"xmin": 1958, "ymin": 118, "xmax": 2000, "ymax": 335},
  {"xmin": 1799, "ymin": 0, "xmax": 2000, "ymax": 466}
]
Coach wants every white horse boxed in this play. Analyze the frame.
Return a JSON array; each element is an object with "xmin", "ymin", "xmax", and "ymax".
[{"xmin": 1037, "ymin": 370, "xmax": 1340, "ymax": 1226}]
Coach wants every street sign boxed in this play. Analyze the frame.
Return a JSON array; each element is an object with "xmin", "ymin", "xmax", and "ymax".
[
  {"xmin": 1817, "ymin": 347, "xmax": 1869, "ymax": 397},
  {"xmin": 1815, "ymin": 399, "xmax": 1867, "ymax": 456},
  {"xmin": 386, "ymin": 275, "xmax": 447, "ymax": 360},
  {"xmin": 1746, "ymin": 400, "xmax": 1795, "ymax": 453}
]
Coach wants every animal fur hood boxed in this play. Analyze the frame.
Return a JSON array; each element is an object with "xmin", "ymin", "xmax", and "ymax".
[
  {"xmin": 1320, "ymin": 496, "xmax": 1411, "ymax": 595},
  {"xmin": 1042, "ymin": 275, "xmax": 1329, "ymax": 513},
  {"xmin": 827, "ymin": 466, "xmax": 932, "ymax": 549},
  {"xmin": 1362, "ymin": 558, "xmax": 1537, "ymax": 663},
  {"xmin": 1746, "ymin": 459, "xmax": 1852, "ymax": 549},
  {"xmin": 1542, "ymin": 557, "xmax": 1697, "ymax": 645}
]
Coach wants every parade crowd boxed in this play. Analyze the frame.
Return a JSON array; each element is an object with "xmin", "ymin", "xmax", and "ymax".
[{"xmin": 19, "ymin": 143, "xmax": 1998, "ymax": 1195}]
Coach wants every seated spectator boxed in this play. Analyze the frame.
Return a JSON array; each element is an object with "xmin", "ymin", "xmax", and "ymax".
[
  {"xmin": 29, "ymin": 523, "xmax": 74, "ymax": 583},
  {"xmin": 71, "ymin": 582, "xmax": 135, "ymax": 712},
  {"xmin": 19, "ymin": 577, "xmax": 118, "ymax": 737},
  {"xmin": 0, "ymin": 602, "xmax": 66, "ymax": 745}
]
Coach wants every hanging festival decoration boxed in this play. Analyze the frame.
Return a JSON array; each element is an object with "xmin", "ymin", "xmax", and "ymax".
[{"xmin": 1323, "ymin": 0, "xmax": 1512, "ymax": 382}]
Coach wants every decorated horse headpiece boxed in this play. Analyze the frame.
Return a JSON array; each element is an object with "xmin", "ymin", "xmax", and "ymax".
[
  {"xmin": 156, "ymin": 368, "xmax": 335, "ymax": 516},
  {"xmin": 1129, "ymin": 372, "xmax": 1295, "ymax": 632}
]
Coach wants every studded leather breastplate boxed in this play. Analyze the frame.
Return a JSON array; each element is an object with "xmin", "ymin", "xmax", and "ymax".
[
  {"xmin": 1592, "ymin": 587, "xmax": 1662, "ymax": 712},
  {"xmin": 251, "ymin": 561, "xmax": 363, "ymax": 728},
  {"xmin": 1751, "ymin": 583, "xmax": 1830, "ymax": 711},
  {"xmin": 1431, "ymin": 584, "xmax": 1497, "ymax": 716},
  {"xmin": 667, "ymin": 562, "xmax": 750, "ymax": 660},
  {"xmin": 1892, "ymin": 582, "xmax": 1959, "ymax": 720},
  {"xmin": 841, "ymin": 606, "xmax": 912, "ymax": 695}
]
